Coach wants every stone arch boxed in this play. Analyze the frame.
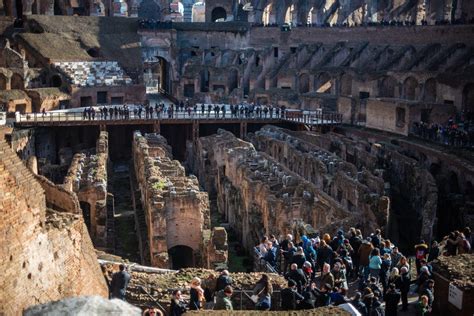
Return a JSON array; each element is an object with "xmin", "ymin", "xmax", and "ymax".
[
  {"xmin": 379, "ymin": 76, "xmax": 397, "ymax": 98},
  {"xmin": 228, "ymin": 68, "xmax": 239, "ymax": 93},
  {"xmin": 138, "ymin": 0, "xmax": 161, "ymax": 20},
  {"xmin": 211, "ymin": 6, "xmax": 227, "ymax": 22},
  {"xmin": 10, "ymin": 73, "xmax": 24, "ymax": 90},
  {"xmin": 200, "ymin": 69, "xmax": 210, "ymax": 92},
  {"xmin": 51, "ymin": 74, "xmax": 62, "ymax": 87},
  {"xmin": 340, "ymin": 73, "xmax": 353, "ymax": 96},
  {"xmin": 423, "ymin": 78, "xmax": 437, "ymax": 103},
  {"xmin": 284, "ymin": 4, "xmax": 295, "ymax": 25},
  {"xmin": 315, "ymin": 72, "xmax": 332, "ymax": 93},
  {"xmin": 462, "ymin": 83, "xmax": 474, "ymax": 115},
  {"xmin": 403, "ymin": 76, "xmax": 418, "ymax": 100},
  {"xmin": 144, "ymin": 56, "xmax": 171, "ymax": 94},
  {"xmin": 0, "ymin": 73, "xmax": 7, "ymax": 90},
  {"xmin": 262, "ymin": 2, "xmax": 276, "ymax": 25},
  {"xmin": 299, "ymin": 73, "xmax": 310, "ymax": 93},
  {"xmin": 168, "ymin": 245, "xmax": 194, "ymax": 269},
  {"xmin": 448, "ymin": 171, "xmax": 460, "ymax": 194}
]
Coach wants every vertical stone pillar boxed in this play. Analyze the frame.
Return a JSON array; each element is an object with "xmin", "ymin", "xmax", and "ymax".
[
  {"xmin": 192, "ymin": 121, "xmax": 199, "ymax": 142},
  {"xmin": 153, "ymin": 121, "xmax": 161, "ymax": 134},
  {"xmin": 240, "ymin": 121, "xmax": 247, "ymax": 139}
]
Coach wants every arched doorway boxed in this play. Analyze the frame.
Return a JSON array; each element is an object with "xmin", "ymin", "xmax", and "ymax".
[
  {"xmin": 11, "ymin": 74, "xmax": 24, "ymax": 90},
  {"xmin": 200, "ymin": 69, "xmax": 210, "ymax": 92},
  {"xmin": 168, "ymin": 245, "xmax": 194, "ymax": 269},
  {"xmin": 262, "ymin": 3, "xmax": 275, "ymax": 25},
  {"xmin": 211, "ymin": 7, "xmax": 227, "ymax": 22},
  {"xmin": 423, "ymin": 78, "xmax": 437, "ymax": 103},
  {"xmin": 379, "ymin": 76, "xmax": 397, "ymax": 98},
  {"xmin": 299, "ymin": 73, "xmax": 309, "ymax": 93},
  {"xmin": 79, "ymin": 201, "xmax": 92, "ymax": 234},
  {"xmin": 228, "ymin": 68, "xmax": 238, "ymax": 93},
  {"xmin": 403, "ymin": 77, "xmax": 418, "ymax": 100},
  {"xmin": 138, "ymin": 0, "xmax": 161, "ymax": 20},
  {"xmin": 340, "ymin": 73, "xmax": 353, "ymax": 96},
  {"xmin": 144, "ymin": 57, "xmax": 170, "ymax": 94},
  {"xmin": 284, "ymin": 4, "xmax": 295, "ymax": 25},
  {"xmin": 462, "ymin": 83, "xmax": 474, "ymax": 117},
  {"xmin": 51, "ymin": 74, "xmax": 62, "ymax": 87},
  {"xmin": 0, "ymin": 74, "xmax": 7, "ymax": 90}
]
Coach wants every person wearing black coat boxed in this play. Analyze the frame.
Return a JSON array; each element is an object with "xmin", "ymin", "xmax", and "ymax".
[
  {"xmin": 285, "ymin": 263, "xmax": 307, "ymax": 293},
  {"xmin": 216, "ymin": 270, "xmax": 233, "ymax": 292},
  {"xmin": 170, "ymin": 290, "xmax": 187, "ymax": 316},
  {"xmin": 280, "ymin": 280, "xmax": 305, "ymax": 310},
  {"xmin": 397, "ymin": 267, "xmax": 411, "ymax": 311},
  {"xmin": 385, "ymin": 284, "xmax": 401, "ymax": 316}
]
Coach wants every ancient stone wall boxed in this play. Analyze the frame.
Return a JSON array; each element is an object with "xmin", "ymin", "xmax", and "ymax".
[
  {"xmin": 0, "ymin": 139, "xmax": 108, "ymax": 315},
  {"xmin": 63, "ymin": 131, "xmax": 109, "ymax": 247},
  {"xmin": 34, "ymin": 174, "xmax": 81, "ymax": 214},
  {"xmin": 295, "ymin": 129, "xmax": 439, "ymax": 245},
  {"xmin": 191, "ymin": 129, "xmax": 373, "ymax": 252},
  {"xmin": 251, "ymin": 125, "xmax": 389, "ymax": 232},
  {"xmin": 133, "ymin": 131, "xmax": 226, "ymax": 269}
]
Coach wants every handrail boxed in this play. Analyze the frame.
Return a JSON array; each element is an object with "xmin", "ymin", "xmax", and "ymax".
[
  {"xmin": 16, "ymin": 108, "xmax": 342, "ymax": 125},
  {"xmin": 139, "ymin": 285, "xmax": 169, "ymax": 316}
]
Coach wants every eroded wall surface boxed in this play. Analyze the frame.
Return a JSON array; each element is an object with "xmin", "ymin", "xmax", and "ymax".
[
  {"xmin": 133, "ymin": 131, "xmax": 227, "ymax": 269},
  {"xmin": 0, "ymin": 139, "xmax": 108, "ymax": 315}
]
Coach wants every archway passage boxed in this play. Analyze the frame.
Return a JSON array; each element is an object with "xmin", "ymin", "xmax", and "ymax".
[
  {"xmin": 144, "ymin": 57, "xmax": 170, "ymax": 94},
  {"xmin": 403, "ymin": 77, "xmax": 418, "ymax": 100},
  {"xmin": 0, "ymin": 74, "xmax": 6, "ymax": 90},
  {"xmin": 168, "ymin": 245, "xmax": 194, "ymax": 269},
  {"xmin": 299, "ymin": 73, "xmax": 309, "ymax": 93},
  {"xmin": 211, "ymin": 7, "xmax": 227, "ymax": 22},
  {"xmin": 11, "ymin": 73, "xmax": 24, "ymax": 90},
  {"xmin": 379, "ymin": 76, "xmax": 397, "ymax": 98},
  {"xmin": 80, "ymin": 201, "xmax": 92, "ymax": 234},
  {"xmin": 423, "ymin": 78, "xmax": 437, "ymax": 103}
]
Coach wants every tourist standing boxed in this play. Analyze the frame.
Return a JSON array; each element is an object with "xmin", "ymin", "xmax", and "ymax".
[
  {"xmin": 214, "ymin": 285, "xmax": 233, "ymax": 310},
  {"xmin": 110, "ymin": 264, "xmax": 131, "ymax": 301},
  {"xmin": 252, "ymin": 274, "xmax": 273, "ymax": 310},
  {"xmin": 189, "ymin": 277, "xmax": 204, "ymax": 310},
  {"xmin": 170, "ymin": 290, "xmax": 187, "ymax": 316}
]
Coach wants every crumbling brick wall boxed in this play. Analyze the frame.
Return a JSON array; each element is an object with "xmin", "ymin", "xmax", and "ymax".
[
  {"xmin": 191, "ymin": 129, "xmax": 366, "ymax": 252},
  {"xmin": 0, "ymin": 140, "xmax": 108, "ymax": 316},
  {"xmin": 133, "ymin": 131, "xmax": 227, "ymax": 269}
]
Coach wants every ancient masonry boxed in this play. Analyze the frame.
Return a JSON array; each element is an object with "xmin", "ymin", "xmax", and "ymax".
[
  {"xmin": 63, "ymin": 131, "xmax": 110, "ymax": 249},
  {"xmin": 133, "ymin": 131, "xmax": 227, "ymax": 269},
  {"xmin": 189, "ymin": 129, "xmax": 381, "ymax": 251},
  {"xmin": 251, "ymin": 126, "xmax": 438, "ymax": 244},
  {"xmin": 0, "ymin": 139, "xmax": 108, "ymax": 315}
]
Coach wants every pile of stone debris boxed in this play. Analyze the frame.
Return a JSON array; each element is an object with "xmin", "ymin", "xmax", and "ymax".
[{"xmin": 432, "ymin": 254, "xmax": 474, "ymax": 290}]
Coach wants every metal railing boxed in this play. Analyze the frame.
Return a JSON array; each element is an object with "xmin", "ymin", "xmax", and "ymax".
[{"xmin": 15, "ymin": 109, "xmax": 342, "ymax": 125}]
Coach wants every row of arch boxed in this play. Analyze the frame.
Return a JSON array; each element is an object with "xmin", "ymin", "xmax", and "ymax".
[
  {"xmin": 296, "ymin": 72, "xmax": 474, "ymax": 112},
  {"xmin": 248, "ymin": 0, "xmax": 470, "ymax": 26},
  {"xmin": 0, "ymin": 72, "xmax": 25, "ymax": 90}
]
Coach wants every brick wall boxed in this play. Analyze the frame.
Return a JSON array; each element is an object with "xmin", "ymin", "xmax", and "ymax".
[{"xmin": 0, "ymin": 140, "xmax": 108, "ymax": 315}]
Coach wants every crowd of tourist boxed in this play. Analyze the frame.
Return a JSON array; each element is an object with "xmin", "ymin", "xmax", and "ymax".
[
  {"xmin": 250, "ymin": 226, "xmax": 472, "ymax": 315},
  {"xmin": 42, "ymin": 101, "xmax": 289, "ymax": 121},
  {"xmin": 104, "ymin": 223, "xmax": 471, "ymax": 315},
  {"xmin": 412, "ymin": 114, "xmax": 474, "ymax": 147}
]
